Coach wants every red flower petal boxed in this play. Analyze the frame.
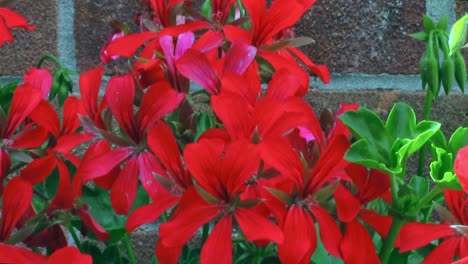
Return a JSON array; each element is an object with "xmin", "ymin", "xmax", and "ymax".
[
  {"xmin": 0, "ymin": 8, "xmax": 35, "ymax": 30},
  {"xmin": 110, "ymin": 158, "xmax": 139, "ymax": 215},
  {"xmin": 159, "ymin": 187, "xmax": 220, "ymax": 247},
  {"xmin": 105, "ymin": 74, "xmax": 139, "ymax": 141},
  {"xmin": 422, "ymin": 237, "xmax": 459, "ymax": 264},
  {"xmin": 278, "ymin": 206, "xmax": 316, "ymax": 264},
  {"xmin": 12, "ymin": 126, "xmax": 50, "ymax": 149},
  {"xmin": 286, "ymin": 46, "xmax": 331, "ymax": 84},
  {"xmin": 311, "ymin": 205, "xmax": 343, "ymax": 258},
  {"xmin": 61, "ymin": 97, "xmax": 86, "ymax": 135},
  {"xmin": 0, "ymin": 244, "xmax": 46, "ymax": 263},
  {"xmin": 79, "ymin": 66, "xmax": 103, "ymax": 119},
  {"xmin": 49, "ymin": 160, "xmax": 74, "ymax": 210},
  {"xmin": 455, "ymin": 146, "xmax": 468, "ymax": 193},
  {"xmin": 0, "ymin": 17, "xmax": 13, "ymax": 45},
  {"xmin": 20, "ymin": 155, "xmax": 58, "ymax": 184},
  {"xmin": 399, "ymin": 222, "xmax": 455, "ymax": 252},
  {"xmin": 137, "ymin": 81, "xmax": 185, "ymax": 133},
  {"xmin": 126, "ymin": 193, "xmax": 178, "ymax": 233},
  {"xmin": 155, "ymin": 240, "xmax": 183, "ymax": 264},
  {"xmin": 334, "ymin": 184, "xmax": 361, "ymax": 222},
  {"xmin": 340, "ymin": 219, "xmax": 380, "ymax": 264},
  {"xmin": 235, "ymin": 207, "xmax": 283, "ymax": 243},
  {"xmin": 359, "ymin": 209, "xmax": 393, "ymax": 239},
  {"xmin": 105, "ymin": 32, "xmax": 157, "ymax": 58},
  {"xmin": 201, "ymin": 215, "xmax": 233, "ymax": 264},
  {"xmin": 5, "ymin": 84, "xmax": 42, "ymax": 138},
  {"xmin": 0, "ymin": 177, "xmax": 33, "ymax": 241},
  {"xmin": 47, "ymin": 246, "xmax": 92, "ymax": 264},
  {"xmin": 77, "ymin": 208, "xmax": 110, "ymax": 241},
  {"xmin": 29, "ymin": 100, "xmax": 61, "ymax": 137}
]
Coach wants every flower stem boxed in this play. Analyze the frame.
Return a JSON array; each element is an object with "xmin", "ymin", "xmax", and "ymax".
[
  {"xmin": 417, "ymin": 89, "xmax": 433, "ymax": 176},
  {"xmin": 378, "ymin": 217, "xmax": 405, "ymax": 264},
  {"xmin": 68, "ymin": 226, "xmax": 82, "ymax": 250},
  {"xmin": 409, "ymin": 186, "xmax": 442, "ymax": 215},
  {"xmin": 123, "ymin": 233, "xmax": 137, "ymax": 264},
  {"xmin": 36, "ymin": 54, "xmax": 62, "ymax": 69}
]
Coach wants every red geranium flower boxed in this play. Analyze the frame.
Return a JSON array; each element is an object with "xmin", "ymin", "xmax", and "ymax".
[{"xmin": 0, "ymin": 7, "xmax": 35, "ymax": 46}]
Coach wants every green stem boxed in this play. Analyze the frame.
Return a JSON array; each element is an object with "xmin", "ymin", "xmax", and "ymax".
[
  {"xmin": 379, "ymin": 217, "xmax": 405, "ymax": 264},
  {"xmin": 417, "ymin": 89, "xmax": 433, "ymax": 176},
  {"xmin": 409, "ymin": 186, "xmax": 442, "ymax": 215},
  {"xmin": 123, "ymin": 234, "xmax": 137, "ymax": 264},
  {"xmin": 36, "ymin": 54, "xmax": 62, "ymax": 69},
  {"xmin": 201, "ymin": 223, "xmax": 210, "ymax": 244},
  {"xmin": 69, "ymin": 226, "xmax": 82, "ymax": 250}
]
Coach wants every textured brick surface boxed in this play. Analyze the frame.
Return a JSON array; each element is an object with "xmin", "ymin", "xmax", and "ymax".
[
  {"xmin": 74, "ymin": 0, "xmax": 141, "ymax": 73},
  {"xmin": 0, "ymin": 1, "xmax": 58, "ymax": 75},
  {"xmin": 299, "ymin": 0, "xmax": 426, "ymax": 74}
]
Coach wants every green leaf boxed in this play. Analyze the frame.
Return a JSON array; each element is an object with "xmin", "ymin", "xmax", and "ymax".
[
  {"xmin": 97, "ymin": 244, "xmax": 123, "ymax": 264},
  {"xmin": 437, "ymin": 15, "xmax": 449, "ymax": 31},
  {"xmin": 429, "ymin": 147, "xmax": 462, "ymax": 189},
  {"xmin": 448, "ymin": 127, "xmax": 468, "ymax": 154},
  {"xmin": 449, "ymin": 14, "xmax": 468, "ymax": 55},
  {"xmin": 194, "ymin": 112, "xmax": 214, "ymax": 141},
  {"xmin": 423, "ymin": 15, "xmax": 436, "ymax": 32},
  {"xmin": 265, "ymin": 187, "xmax": 292, "ymax": 204},
  {"xmin": 408, "ymin": 32, "xmax": 429, "ymax": 41},
  {"xmin": 409, "ymin": 176, "xmax": 430, "ymax": 199},
  {"xmin": 80, "ymin": 185, "xmax": 126, "ymax": 241}
]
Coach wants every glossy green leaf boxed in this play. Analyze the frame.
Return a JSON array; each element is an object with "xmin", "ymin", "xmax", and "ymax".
[
  {"xmin": 449, "ymin": 14, "xmax": 468, "ymax": 55},
  {"xmin": 340, "ymin": 103, "xmax": 441, "ymax": 175},
  {"xmin": 448, "ymin": 127, "xmax": 468, "ymax": 154},
  {"xmin": 429, "ymin": 147, "xmax": 462, "ymax": 189},
  {"xmin": 194, "ymin": 112, "xmax": 214, "ymax": 141}
]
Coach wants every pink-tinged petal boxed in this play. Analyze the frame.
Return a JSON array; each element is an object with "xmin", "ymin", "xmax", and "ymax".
[
  {"xmin": 176, "ymin": 49, "xmax": 220, "ymax": 94},
  {"xmin": 137, "ymin": 81, "xmax": 185, "ymax": 133},
  {"xmin": 49, "ymin": 160, "xmax": 74, "ymax": 210},
  {"xmin": 5, "ymin": 84, "xmax": 42, "ymax": 138},
  {"xmin": 48, "ymin": 246, "xmax": 92, "ymax": 264},
  {"xmin": 359, "ymin": 209, "xmax": 393, "ymax": 239},
  {"xmin": 223, "ymin": 141, "xmax": 260, "ymax": 196},
  {"xmin": 29, "ymin": 100, "xmax": 61, "ymax": 137},
  {"xmin": 148, "ymin": 122, "xmax": 189, "ymax": 188},
  {"xmin": 192, "ymin": 30, "xmax": 224, "ymax": 53},
  {"xmin": 278, "ymin": 206, "xmax": 316, "ymax": 264},
  {"xmin": 77, "ymin": 208, "xmax": 110, "ymax": 241},
  {"xmin": 110, "ymin": 158, "xmax": 139, "ymax": 215},
  {"xmin": 455, "ymin": 146, "xmax": 468, "ymax": 193},
  {"xmin": 105, "ymin": 74, "xmax": 139, "ymax": 141},
  {"xmin": 126, "ymin": 193, "xmax": 178, "ymax": 233},
  {"xmin": 20, "ymin": 155, "xmax": 58, "ymax": 184},
  {"xmin": 79, "ymin": 66, "xmax": 103, "ymax": 118},
  {"xmin": 137, "ymin": 151, "xmax": 164, "ymax": 197},
  {"xmin": 11, "ymin": 126, "xmax": 49, "ymax": 149},
  {"xmin": 183, "ymin": 140, "xmax": 224, "ymax": 199},
  {"xmin": 0, "ymin": 8, "xmax": 34, "ymax": 30},
  {"xmin": 159, "ymin": 187, "xmax": 220, "ymax": 247},
  {"xmin": 0, "ymin": 244, "xmax": 46, "ymax": 264},
  {"xmin": 399, "ymin": 222, "xmax": 456, "ymax": 252},
  {"xmin": 0, "ymin": 16, "xmax": 13, "ymax": 46},
  {"xmin": 422, "ymin": 237, "xmax": 459, "ymax": 264},
  {"xmin": 341, "ymin": 219, "xmax": 379, "ymax": 264},
  {"xmin": 0, "ymin": 177, "xmax": 33, "ymax": 241},
  {"xmin": 235, "ymin": 207, "xmax": 283, "ymax": 243},
  {"xmin": 201, "ymin": 215, "xmax": 233, "ymax": 264},
  {"xmin": 334, "ymin": 184, "xmax": 361, "ymax": 222},
  {"xmin": 311, "ymin": 205, "xmax": 343, "ymax": 258},
  {"xmin": 286, "ymin": 46, "xmax": 330, "ymax": 84},
  {"xmin": 211, "ymin": 91, "xmax": 254, "ymax": 140},
  {"xmin": 223, "ymin": 42, "xmax": 257, "ymax": 76},
  {"xmin": 76, "ymin": 147, "xmax": 132, "ymax": 184},
  {"xmin": 23, "ymin": 67, "xmax": 53, "ymax": 99},
  {"xmin": 223, "ymin": 25, "xmax": 253, "ymax": 44},
  {"xmin": 175, "ymin": 32, "xmax": 195, "ymax": 60},
  {"xmin": 160, "ymin": 34, "xmax": 176, "ymax": 72},
  {"xmin": 105, "ymin": 32, "xmax": 157, "ymax": 58},
  {"xmin": 155, "ymin": 240, "xmax": 183, "ymax": 264}
]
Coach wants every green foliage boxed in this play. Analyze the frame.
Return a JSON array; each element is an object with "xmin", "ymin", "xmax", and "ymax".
[{"xmin": 339, "ymin": 103, "xmax": 441, "ymax": 175}]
